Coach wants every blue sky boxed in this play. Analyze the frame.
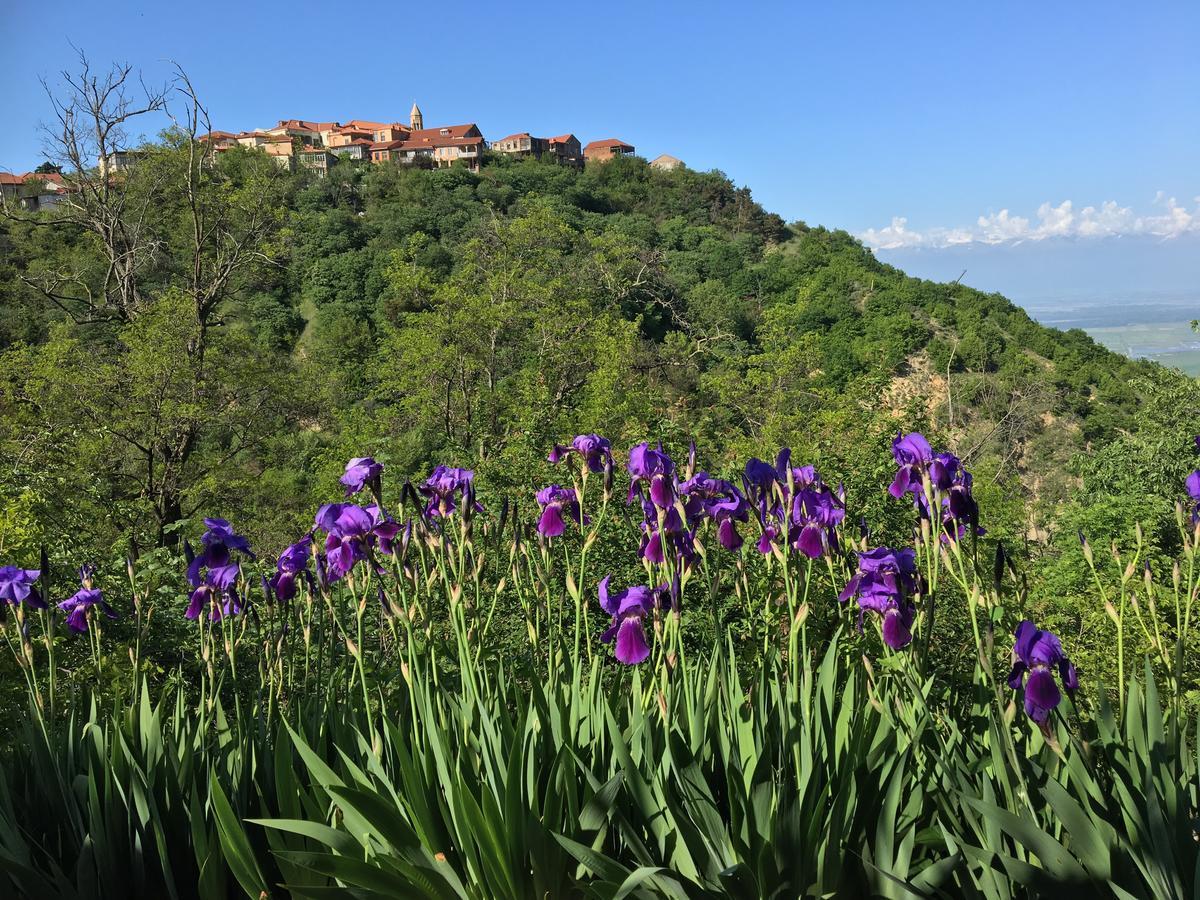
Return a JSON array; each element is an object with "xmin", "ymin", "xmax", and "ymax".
[{"xmin": 3, "ymin": 1, "xmax": 1198, "ymax": 301}]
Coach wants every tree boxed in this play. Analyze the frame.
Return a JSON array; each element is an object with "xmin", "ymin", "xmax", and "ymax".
[{"xmin": 0, "ymin": 55, "xmax": 293, "ymax": 545}]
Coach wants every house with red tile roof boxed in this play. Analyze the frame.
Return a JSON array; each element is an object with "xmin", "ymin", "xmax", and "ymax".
[
  {"xmin": 0, "ymin": 171, "xmax": 70, "ymax": 211},
  {"xmin": 371, "ymin": 122, "xmax": 485, "ymax": 171}
]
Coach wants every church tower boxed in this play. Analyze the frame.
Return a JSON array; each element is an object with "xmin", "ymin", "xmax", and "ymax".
[{"xmin": 410, "ymin": 102, "xmax": 423, "ymax": 131}]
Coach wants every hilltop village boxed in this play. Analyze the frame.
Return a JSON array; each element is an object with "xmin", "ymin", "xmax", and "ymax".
[
  {"xmin": 180, "ymin": 103, "xmax": 682, "ymax": 177},
  {"xmin": 1, "ymin": 104, "xmax": 682, "ymax": 208}
]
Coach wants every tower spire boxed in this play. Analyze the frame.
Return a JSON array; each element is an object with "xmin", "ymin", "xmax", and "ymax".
[{"xmin": 410, "ymin": 101, "xmax": 423, "ymax": 131}]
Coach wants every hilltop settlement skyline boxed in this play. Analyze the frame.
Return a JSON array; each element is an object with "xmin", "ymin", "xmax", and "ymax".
[{"xmin": 88, "ymin": 102, "xmax": 683, "ymax": 178}]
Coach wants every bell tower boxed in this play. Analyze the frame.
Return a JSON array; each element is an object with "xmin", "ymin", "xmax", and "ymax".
[{"xmin": 410, "ymin": 102, "xmax": 423, "ymax": 131}]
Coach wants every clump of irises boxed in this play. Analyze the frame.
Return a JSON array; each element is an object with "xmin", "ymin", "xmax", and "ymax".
[
  {"xmin": 889, "ymin": 432, "xmax": 982, "ymax": 541},
  {"xmin": 743, "ymin": 450, "xmax": 845, "ymax": 558},
  {"xmin": 839, "ymin": 547, "xmax": 919, "ymax": 649},
  {"xmin": 186, "ymin": 518, "xmax": 255, "ymax": 621},
  {"xmin": 5, "ymin": 429, "xmax": 1134, "ymax": 742}
]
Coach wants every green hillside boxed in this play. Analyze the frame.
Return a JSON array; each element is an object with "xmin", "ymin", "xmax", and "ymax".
[{"xmin": 2, "ymin": 147, "xmax": 1193, "ymax": 562}]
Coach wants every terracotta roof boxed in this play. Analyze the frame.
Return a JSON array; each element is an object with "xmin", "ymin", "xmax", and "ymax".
[
  {"xmin": 547, "ymin": 134, "xmax": 577, "ymax": 144},
  {"xmin": 0, "ymin": 173, "xmax": 22, "ymax": 185},
  {"xmin": 342, "ymin": 120, "xmax": 393, "ymax": 130},
  {"xmin": 584, "ymin": 138, "xmax": 635, "ymax": 152},
  {"xmin": 201, "ymin": 130, "xmax": 237, "ymax": 140},
  {"xmin": 496, "ymin": 133, "xmax": 532, "ymax": 143},
  {"xmin": 371, "ymin": 133, "xmax": 484, "ymax": 153},
  {"xmin": 403, "ymin": 124, "xmax": 480, "ymax": 143}
]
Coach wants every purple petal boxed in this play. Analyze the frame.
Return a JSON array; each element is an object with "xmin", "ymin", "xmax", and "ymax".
[
  {"xmin": 796, "ymin": 523, "xmax": 825, "ymax": 559},
  {"xmin": 882, "ymin": 607, "xmax": 913, "ymax": 649},
  {"xmin": 1024, "ymin": 668, "xmax": 1061, "ymax": 723},
  {"xmin": 614, "ymin": 617, "xmax": 651, "ymax": 665},
  {"xmin": 717, "ymin": 518, "xmax": 742, "ymax": 551},
  {"xmin": 537, "ymin": 505, "xmax": 566, "ymax": 538}
]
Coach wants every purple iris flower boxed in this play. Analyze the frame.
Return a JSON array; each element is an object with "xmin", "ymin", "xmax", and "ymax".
[
  {"xmin": 0, "ymin": 566, "xmax": 46, "ymax": 610},
  {"xmin": 315, "ymin": 503, "xmax": 377, "ymax": 581},
  {"xmin": 185, "ymin": 561, "xmax": 242, "ymax": 621},
  {"xmin": 340, "ymin": 457, "xmax": 383, "ymax": 498},
  {"xmin": 1187, "ymin": 470, "xmax": 1200, "ymax": 523},
  {"xmin": 1007, "ymin": 620, "xmax": 1079, "ymax": 724},
  {"xmin": 548, "ymin": 434, "xmax": 613, "ymax": 474},
  {"xmin": 535, "ymin": 485, "xmax": 585, "ymax": 537},
  {"xmin": 200, "ymin": 518, "xmax": 254, "ymax": 555},
  {"xmin": 680, "ymin": 473, "xmax": 749, "ymax": 550},
  {"xmin": 188, "ymin": 518, "xmax": 254, "ymax": 587},
  {"xmin": 791, "ymin": 486, "xmax": 846, "ymax": 558},
  {"xmin": 839, "ymin": 547, "xmax": 920, "ymax": 649},
  {"xmin": 887, "ymin": 433, "xmax": 935, "ymax": 500},
  {"xmin": 58, "ymin": 582, "xmax": 117, "ymax": 633},
  {"xmin": 627, "ymin": 442, "xmax": 677, "ymax": 509},
  {"xmin": 598, "ymin": 575, "xmax": 665, "ymax": 665},
  {"xmin": 420, "ymin": 465, "xmax": 483, "ymax": 518},
  {"xmin": 744, "ymin": 452, "xmax": 843, "ymax": 558},
  {"xmin": 267, "ymin": 536, "xmax": 312, "ymax": 602}
]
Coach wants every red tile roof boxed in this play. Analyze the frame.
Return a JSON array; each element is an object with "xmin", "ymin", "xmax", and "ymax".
[
  {"xmin": 0, "ymin": 173, "xmax": 22, "ymax": 185},
  {"xmin": 584, "ymin": 138, "xmax": 635, "ymax": 152},
  {"xmin": 201, "ymin": 130, "xmax": 238, "ymax": 140},
  {"xmin": 409, "ymin": 125, "xmax": 478, "ymax": 141},
  {"xmin": 547, "ymin": 134, "xmax": 577, "ymax": 144},
  {"xmin": 496, "ymin": 132, "xmax": 532, "ymax": 143}
]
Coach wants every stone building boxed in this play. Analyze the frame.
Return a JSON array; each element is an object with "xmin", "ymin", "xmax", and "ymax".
[{"xmin": 650, "ymin": 154, "xmax": 683, "ymax": 171}]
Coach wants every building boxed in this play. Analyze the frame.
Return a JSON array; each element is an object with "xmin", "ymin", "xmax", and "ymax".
[
  {"xmin": 492, "ymin": 132, "xmax": 583, "ymax": 167},
  {"xmin": 371, "ymin": 122, "xmax": 485, "ymax": 171},
  {"xmin": 267, "ymin": 119, "xmax": 339, "ymax": 147},
  {"xmin": 98, "ymin": 149, "xmax": 148, "ymax": 175},
  {"xmin": 0, "ymin": 172, "xmax": 69, "ymax": 211},
  {"xmin": 650, "ymin": 154, "xmax": 683, "ymax": 171},
  {"xmin": 583, "ymin": 138, "xmax": 635, "ymax": 164},
  {"xmin": 409, "ymin": 103, "xmax": 423, "ymax": 131},
  {"xmin": 199, "ymin": 131, "xmax": 239, "ymax": 152},
  {"xmin": 329, "ymin": 139, "xmax": 373, "ymax": 161},
  {"xmin": 0, "ymin": 173, "xmax": 23, "ymax": 204},
  {"xmin": 492, "ymin": 132, "xmax": 547, "ymax": 157},
  {"xmin": 298, "ymin": 147, "xmax": 338, "ymax": 177},
  {"xmin": 546, "ymin": 134, "xmax": 583, "ymax": 167},
  {"xmin": 261, "ymin": 136, "xmax": 298, "ymax": 169}
]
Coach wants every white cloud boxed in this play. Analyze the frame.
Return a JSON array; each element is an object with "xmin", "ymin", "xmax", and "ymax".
[{"xmin": 860, "ymin": 194, "xmax": 1200, "ymax": 249}]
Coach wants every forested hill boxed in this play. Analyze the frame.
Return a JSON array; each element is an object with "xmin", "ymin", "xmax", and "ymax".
[{"xmin": 1, "ymin": 147, "xmax": 1196, "ymax": 571}]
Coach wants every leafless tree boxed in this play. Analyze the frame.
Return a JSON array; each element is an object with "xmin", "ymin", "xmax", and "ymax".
[{"xmin": 4, "ymin": 50, "xmax": 173, "ymax": 323}]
